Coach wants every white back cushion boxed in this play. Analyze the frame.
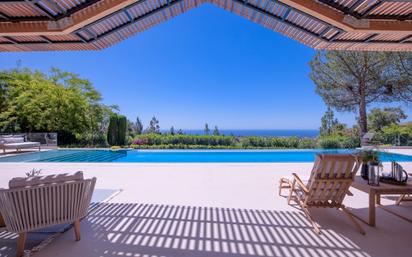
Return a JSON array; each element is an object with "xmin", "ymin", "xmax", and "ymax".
[
  {"xmin": 2, "ymin": 137, "xmax": 25, "ymax": 144},
  {"xmin": 9, "ymin": 171, "xmax": 84, "ymax": 189}
]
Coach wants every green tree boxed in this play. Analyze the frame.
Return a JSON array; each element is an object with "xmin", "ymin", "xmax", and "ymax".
[
  {"xmin": 107, "ymin": 114, "xmax": 127, "ymax": 145},
  {"xmin": 107, "ymin": 115, "xmax": 118, "ymax": 146},
  {"xmin": 170, "ymin": 126, "xmax": 175, "ymax": 135},
  {"xmin": 0, "ymin": 67, "xmax": 114, "ymax": 145},
  {"xmin": 367, "ymin": 107, "xmax": 407, "ymax": 132},
  {"xmin": 204, "ymin": 123, "xmax": 210, "ymax": 135},
  {"xmin": 319, "ymin": 107, "xmax": 346, "ymax": 136},
  {"xmin": 309, "ymin": 51, "xmax": 412, "ymax": 135},
  {"xmin": 117, "ymin": 115, "xmax": 127, "ymax": 145},
  {"xmin": 127, "ymin": 119, "xmax": 135, "ymax": 137},
  {"xmin": 135, "ymin": 117, "xmax": 143, "ymax": 135},
  {"xmin": 146, "ymin": 116, "xmax": 160, "ymax": 134},
  {"xmin": 213, "ymin": 126, "xmax": 220, "ymax": 136}
]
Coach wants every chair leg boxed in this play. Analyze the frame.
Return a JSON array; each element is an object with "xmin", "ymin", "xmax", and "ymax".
[
  {"xmin": 16, "ymin": 232, "xmax": 27, "ymax": 257},
  {"xmin": 287, "ymin": 188, "xmax": 294, "ymax": 205},
  {"xmin": 300, "ymin": 204, "xmax": 321, "ymax": 234},
  {"xmin": 340, "ymin": 206, "xmax": 366, "ymax": 235},
  {"xmin": 396, "ymin": 194, "xmax": 405, "ymax": 205},
  {"xmin": 278, "ymin": 178, "xmax": 283, "ymax": 196},
  {"xmin": 287, "ymin": 180, "xmax": 296, "ymax": 205},
  {"xmin": 74, "ymin": 220, "xmax": 81, "ymax": 241}
]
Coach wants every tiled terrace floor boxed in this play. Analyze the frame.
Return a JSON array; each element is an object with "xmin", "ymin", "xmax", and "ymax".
[{"xmin": 0, "ymin": 162, "xmax": 411, "ymax": 257}]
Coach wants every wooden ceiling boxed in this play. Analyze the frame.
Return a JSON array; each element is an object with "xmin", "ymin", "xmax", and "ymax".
[{"xmin": 1, "ymin": 0, "xmax": 412, "ymax": 52}]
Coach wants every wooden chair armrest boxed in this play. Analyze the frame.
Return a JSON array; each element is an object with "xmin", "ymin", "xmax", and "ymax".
[{"xmin": 292, "ymin": 173, "xmax": 309, "ymax": 194}]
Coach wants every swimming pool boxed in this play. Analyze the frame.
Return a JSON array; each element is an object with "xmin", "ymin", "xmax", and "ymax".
[{"xmin": 1, "ymin": 149, "xmax": 412, "ymax": 163}]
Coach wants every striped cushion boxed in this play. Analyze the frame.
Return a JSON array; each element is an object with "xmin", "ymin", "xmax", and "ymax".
[{"xmin": 9, "ymin": 171, "xmax": 84, "ymax": 189}]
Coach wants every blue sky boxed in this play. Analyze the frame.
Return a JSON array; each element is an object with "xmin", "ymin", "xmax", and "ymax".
[{"xmin": 0, "ymin": 4, "xmax": 409, "ymax": 130}]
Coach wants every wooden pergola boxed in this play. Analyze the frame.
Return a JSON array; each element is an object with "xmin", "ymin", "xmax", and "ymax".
[{"xmin": 1, "ymin": 0, "xmax": 412, "ymax": 52}]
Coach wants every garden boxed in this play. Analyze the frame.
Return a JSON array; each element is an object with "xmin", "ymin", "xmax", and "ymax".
[{"xmin": 2, "ymin": 51, "xmax": 412, "ymax": 149}]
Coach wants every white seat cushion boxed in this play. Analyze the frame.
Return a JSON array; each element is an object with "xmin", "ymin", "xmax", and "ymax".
[{"xmin": 3, "ymin": 142, "xmax": 40, "ymax": 149}]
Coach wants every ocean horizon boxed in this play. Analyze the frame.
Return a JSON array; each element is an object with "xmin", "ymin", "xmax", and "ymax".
[{"xmin": 161, "ymin": 129, "xmax": 319, "ymax": 137}]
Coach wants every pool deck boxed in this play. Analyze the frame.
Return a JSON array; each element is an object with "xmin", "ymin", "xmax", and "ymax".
[{"xmin": 1, "ymin": 157, "xmax": 412, "ymax": 257}]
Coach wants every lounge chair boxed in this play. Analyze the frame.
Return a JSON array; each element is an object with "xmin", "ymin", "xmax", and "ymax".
[
  {"xmin": 44, "ymin": 133, "xmax": 57, "ymax": 146},
  {"xmin": 279, "ymin": 154, "xmax": 365, "ymax": 235},
  {"xmin": 0, "ymin": 172, "xmax": 96, "ymax": 257},
  {"xmin": 361, "ymin": 132, "xmax": 380, "ymax": 146},
  {"xmin": 0, "ymin": 135, "xmax": 41, "ymax": 154}
]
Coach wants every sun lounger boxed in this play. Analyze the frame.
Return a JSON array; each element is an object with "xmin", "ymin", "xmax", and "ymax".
[
  {"xmin": 361, "ymin": 132, "xmax": 380, "ymax": 146},
  {"xmin": 0, "ymin": 136, "xmax": 41, "ymax": 154},
  {"xmin": 279, "ymin": 154, "xmax": 365, "ymax": 235}
]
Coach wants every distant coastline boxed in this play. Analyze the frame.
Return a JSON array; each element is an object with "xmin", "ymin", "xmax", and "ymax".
[{"xmin": 160, "ymin": 129, "xmax": 319, "ymax": 138}]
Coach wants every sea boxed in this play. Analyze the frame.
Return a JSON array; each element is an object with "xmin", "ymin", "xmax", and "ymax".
[{"xmin": 161, "ymin": 129, "xmax": 319, "ymax": 138}]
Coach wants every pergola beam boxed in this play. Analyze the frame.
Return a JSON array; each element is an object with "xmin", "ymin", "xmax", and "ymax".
[
  {"xmin": 318, "ymin": 0, "xmax": 412, "ymax": 21},
  {"xmin": 348, "ymin": 0, "xmax": 365, "ymax": 13},
  {"xmin": 234, "ymin": 0, "xmax": 328, "ymax": 40},
  {"xmin": 123, "ymin": 9, "xmax": 133, "ymax": 22},
  {"xmin": 0, "ymin": 40, "xmax": 84, "ymax": 45},
  {"xmin": 278, "ymin": 0, "xmax": 412, "ymax": 32},
  {"xmin": 75, "ymin": 32, "xmax": 88, "ymax": 43},
  {"xmin": 0, "ymin": 11, "xmax": 10, "ymax": 20},
  {"xmin": 25, "ymin": 0, "xmax": 55, "ymax": 19},
  {"xmin": 3, "ymin": 36, "xmax": 19, "ymax": 44},
  {"xmin": 328, "ymin": 30, "xmax": 341, "ymax": 41},
  {"xmin": 360, "ymin": 1, "xmax": 382, "ymax": 17},
  {"xmin": 363, "ymin": 33, "xmax": 378, "ymax": 43},
  {"xmin": 282, "ymin": 7, "xmax": 291, "ymax": 21},
  {"xmin": 0, "ymin": 0, "xmax": 412, "ymax": 51},
  {"xmin": 0, "ymin": 0, "xmax": 139, "ymax": 36},
  {"xmin": 399, "ymin": 34, "xmax": 412, "ymax": 43},
  {"xmin": 40, "ymin": 35, "xmax": 52, "ymax": 43},
  {"xmin": 42, "ymin": 0, "xmax": 66, "ymax": 14},
  {"xmin": 318, "ymin": 26, "xmax": 331, "ymax": 38},
  {"xmin": 1, "ymin": 0, "xmax": 412, "ymax": 37},
  {"xmin": 90, "ymin": 0, "xmax": 179, "ymax": 42}
]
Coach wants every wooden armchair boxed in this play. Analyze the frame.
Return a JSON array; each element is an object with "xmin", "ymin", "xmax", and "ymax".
[{"xmin": 281, "ymin": 154, "xmax": 365, "ymax": 235}]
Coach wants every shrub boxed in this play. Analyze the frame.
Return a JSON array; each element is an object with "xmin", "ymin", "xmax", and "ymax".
[
  {"xmin": 131, "ymin": 134, "xmax": 324, "ymax": 149},
  {"xmin": 125, "ymin": 135, "xmax": 133, "ymax": 145},
  {"xmin": 317, "ymin": 135, "xmax": 359, "ymax": 149},
  {"xmin": 339, "ymin": 136, "xmax": 360, "ymax": 148},
  {"xmin": 318, "ymin": 136, "xmax": 341, "ymax": 149},
  {"xmin": 298, "ymin": 138, "xmax": 318, "ymax": 149}
]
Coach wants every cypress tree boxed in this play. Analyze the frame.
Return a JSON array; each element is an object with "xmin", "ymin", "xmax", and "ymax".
[
  {"xmin": 117, "ymin": 115, "xmax": 127, "ymax": 145},
  {"xmin": 107, "ymin": 114, "xmax": 118, "ymax": 146}
]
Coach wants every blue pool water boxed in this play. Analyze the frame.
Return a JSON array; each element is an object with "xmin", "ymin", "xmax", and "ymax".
[{"xmin": 1, "ymin": 149, "xmax": 412, "ymax": 163}]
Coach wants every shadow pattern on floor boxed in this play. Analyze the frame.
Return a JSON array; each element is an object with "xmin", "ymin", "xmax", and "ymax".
[{"xmin": 79, "ymin": 203, "xmax": 369, "ymax": 257}]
